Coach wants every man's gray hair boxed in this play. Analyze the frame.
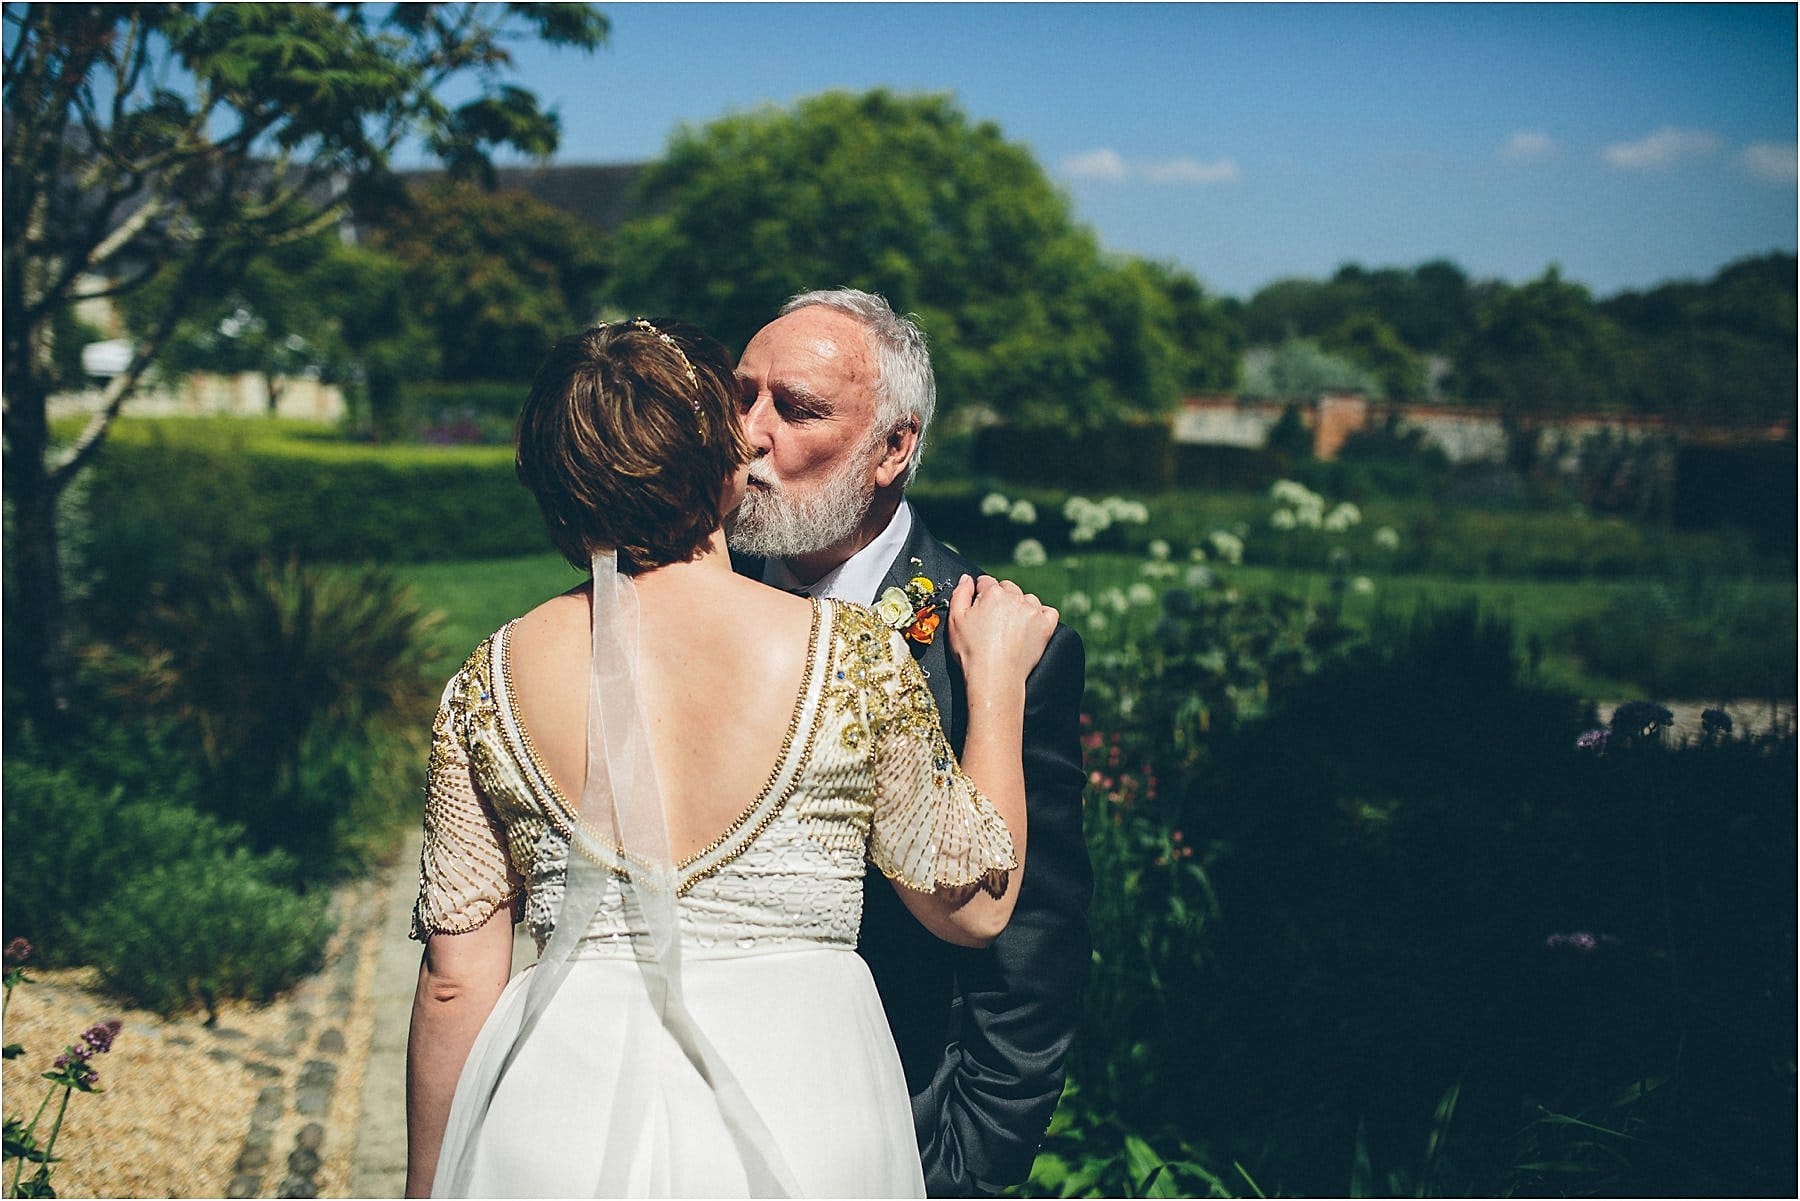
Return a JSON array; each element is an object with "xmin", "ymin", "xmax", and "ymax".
[{"xmin": 780, "ymin": 288, "xmax": 936, "ymax": 487}]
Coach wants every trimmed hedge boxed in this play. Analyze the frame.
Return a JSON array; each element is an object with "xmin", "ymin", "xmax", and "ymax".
[
  {"xmin": 974, "ymin": 422, "xmax": 1176, "ymax": 490},
  {"xmin": 82, "ymin": 421, "xmax": 546, "ymax": 583}
]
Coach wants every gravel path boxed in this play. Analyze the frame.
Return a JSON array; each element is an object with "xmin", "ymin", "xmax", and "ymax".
[{"xmin": 2, "ymin": 845, "xmax": 402, "ymax": 1198}]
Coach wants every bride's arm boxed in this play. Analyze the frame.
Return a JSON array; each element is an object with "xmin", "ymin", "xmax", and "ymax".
[
  {"xmin": 405, "ymin": 917, "xmax": 513, "ymax": 1198},
  {"xmin": 891, "ymin": 574, "xmax": 1054, "ymax": 947}
]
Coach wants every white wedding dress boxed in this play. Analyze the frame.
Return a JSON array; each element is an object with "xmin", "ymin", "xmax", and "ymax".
[{"xmin": 412, "ymin": 598, "xmax": 1015, "ymax": 1197}]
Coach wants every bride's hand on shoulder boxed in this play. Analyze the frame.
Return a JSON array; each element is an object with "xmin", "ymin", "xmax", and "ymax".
[{"xmin": 946, "ymin": 573, "xmax": 1058, "ymax": 696}]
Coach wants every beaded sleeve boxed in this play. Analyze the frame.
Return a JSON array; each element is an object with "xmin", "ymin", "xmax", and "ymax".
[
  {"xmin": 410, "ymin": 661, "xmax": 522, "ymax": 941},
  {"xmin": 862, "ymin": 621, "xmax": 1018, "ymax": 894}
]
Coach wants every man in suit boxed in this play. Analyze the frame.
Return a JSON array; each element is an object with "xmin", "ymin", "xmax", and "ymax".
[{"xmin": 727, "ymin": 288, "xmax": 1091, "ymax": 1196}]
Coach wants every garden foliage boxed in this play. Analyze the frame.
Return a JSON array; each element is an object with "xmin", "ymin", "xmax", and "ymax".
[
  {"xmin": 1026, "ymin": 569, "xmax": 1795, "ymax": 1197},
  {"xmin": 2, "ymin": 759, "xmax": 332, "ymax": 1021}
]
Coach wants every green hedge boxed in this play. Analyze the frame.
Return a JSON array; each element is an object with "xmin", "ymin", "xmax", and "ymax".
[
  {"xmin": 973, "ymin": 423, "xmax": 1176, "ymax": 490},
  {"xmin": 82, "ymin": 421, "xmax": 546, "ymax": 585}
]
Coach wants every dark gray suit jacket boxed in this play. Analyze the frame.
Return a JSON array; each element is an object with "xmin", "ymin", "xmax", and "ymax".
[{"xmin": 739, "ymin": 517, "xmax": 1091, "ymax": 1195}]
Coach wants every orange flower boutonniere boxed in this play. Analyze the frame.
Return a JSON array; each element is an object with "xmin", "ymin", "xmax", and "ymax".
[{"xmin": 876, "ymin": 558, "xmax": 951, "ymax": 647}]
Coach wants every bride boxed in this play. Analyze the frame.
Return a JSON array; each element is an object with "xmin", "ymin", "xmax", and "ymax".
[{"xmin": 404, "ymin": 319, "xmax": 1056, "ymax": 1197}]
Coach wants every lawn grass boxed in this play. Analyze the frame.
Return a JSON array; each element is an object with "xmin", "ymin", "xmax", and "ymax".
[
  {"xmin": 394, "ymin": 552, "xmax": 1795, "ymax": 703},
  {"xmin": 395, "ymin": 554, "xmax": 583, "ymax": 676}
]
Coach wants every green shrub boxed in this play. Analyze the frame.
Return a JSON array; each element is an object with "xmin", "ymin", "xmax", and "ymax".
[
  {"xmin": 94, "ymin": 557, "xmax": 438, "ymax": 874},
  {"xmin": 80, "ymin": 851, "xmax": 333, "ymax": 1020},
  {"xmin": 1571, "ymin": 578, "xmax": 1798, "ymax": 698},
  {"xmin": 0, "ymin": 760, "xmax": 253, "ymax": 960},
  {"xmin": 973, "ymin": 423, "xmax": 1176, "ymax": 490},
  {"xmin": 1071, "ymin": 592, "xmax": 1794, "ymax": 1196},
  {"xmin": 0, "ymin": 751, "xmax": 328, "ymax": 1022},
  {"xmin": 1173, "ymin": 443, "xmax": 1287, "ymax": 492}
]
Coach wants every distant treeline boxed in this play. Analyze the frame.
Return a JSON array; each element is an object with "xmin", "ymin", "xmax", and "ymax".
[{"xmin": 1226, "ymin": 252, "xmax": 1796, "ymax": 428}]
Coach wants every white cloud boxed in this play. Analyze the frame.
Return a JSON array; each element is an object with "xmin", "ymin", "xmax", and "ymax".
[
  {"xmin": 1062, "ymin": 148, "xmax": 1128, "ymax": 181},
  {"xmin": 1144, "ymin": 157, "xmax": 1241, "ymax": 184},
  {"xmin": 1500, "ymin": 131, "xmax": 1556, "ymax": 161},
  {"xmin": 1601, "ymin": 126, "xmax": 1722, "ymax": 171},
  {"xmin": 1739, "ymin": 141, "xmax": 1798, "ymax": 184},
  {"xmin": 1061, "ymin": 148, "xmax": 1239, "ymax": 185}
]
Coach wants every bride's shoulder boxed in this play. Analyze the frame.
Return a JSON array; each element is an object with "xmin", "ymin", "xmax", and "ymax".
[{"xmin": 506, "ymin": 591, "xmax": 590, "ymax": 689}]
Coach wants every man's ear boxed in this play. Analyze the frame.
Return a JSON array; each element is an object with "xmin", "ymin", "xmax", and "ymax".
[{"xmin": 873, "ymin": 419, "xmax": 919, "ymax": 489}]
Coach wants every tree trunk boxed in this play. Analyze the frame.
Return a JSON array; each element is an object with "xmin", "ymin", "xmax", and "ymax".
[{"xmin": 2, "ymin": 369, "xmax": 72, "ymax": 733}]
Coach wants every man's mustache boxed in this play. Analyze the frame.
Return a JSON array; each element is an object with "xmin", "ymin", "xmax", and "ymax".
[{"xmin": 746, "ymin": 461, "xmax": 779, "ymax": 489}]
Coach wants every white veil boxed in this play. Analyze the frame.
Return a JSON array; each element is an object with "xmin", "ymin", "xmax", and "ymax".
[{"xmin": 437, "ymin": 551, "xmax": 799, "ymax": 1195}]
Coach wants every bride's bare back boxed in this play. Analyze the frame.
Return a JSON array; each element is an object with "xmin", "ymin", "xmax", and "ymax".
[{"xmin": 506, "ymin": 568, "xmax": 815, "ymax": 861}]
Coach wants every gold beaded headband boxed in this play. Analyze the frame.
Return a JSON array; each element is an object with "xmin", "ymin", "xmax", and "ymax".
[
  {"xmin": 631, "ymin": 318, "xmax": 700, "ymax": 414},
  {"xmin": 594, "ymin": 318, "xmax": 702, "ymax": 414}
]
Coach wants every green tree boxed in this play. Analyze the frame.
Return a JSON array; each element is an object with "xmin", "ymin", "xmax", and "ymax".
[
  {"xmin": 1453, "ymin": 266, "xmax": 1626, "ymax": 470},
  {"xmin": 1241, "ymin": 336, "xmax": 1377, "ymax": 400},
  {"xmin": 1133, "ymin": 259, "xmax": 1243, "ymax": 392},
  {"xmin": 1323, "ymin": 312, "xmax": 1424, "ymax": 401},
  {"xmin": 121, "ymin": 233, "xmax": 436, "ymax": 422},
  {"xmin": 3, "ymin": 2, "xmax": 605, "ymax": 727},
  {"xmin": 607, "ymin": 88, "xmax": 1184, "ymax": 429},
  {"xmin": 1602, "ymin": 251, "xmax": 1797, "ymax": 427},
  {"xmin": 1242, "ymin": 276, "xmax": 1351, "ymax": 345},
  {"xmin": 367, "ymin": 182, "xmax": 609, "ymax": 384}
]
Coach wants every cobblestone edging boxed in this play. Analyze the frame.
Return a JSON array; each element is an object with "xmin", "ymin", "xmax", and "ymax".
[{"xmin": 209, "ymin": 877, "xmax": 386, "ymax": 1199}]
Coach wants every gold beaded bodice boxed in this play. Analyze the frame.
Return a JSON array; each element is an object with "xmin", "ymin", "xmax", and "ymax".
[{"xmin": 411, "ymin": 599, "xmax": 1015, "ymax": 955}]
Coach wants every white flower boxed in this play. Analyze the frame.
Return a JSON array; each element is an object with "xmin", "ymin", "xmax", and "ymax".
[
  {"xmin": 1100, "ymin": 496, "xmax": 1150, "ymax": 525},
  {"xmin": 1008, "ymin": 499, "xmax": 1038, "ymax": 525},
  {"xmin": 980, "ymin": 492, "xmax": 1011, "ymax": 517},
  {"xmin": 1209, "ymin": 531, "xmax": 1245, "ymax": 565},
  {"xmin": 1139, "ymin": 561, "xmax": 1178, "ymax": 581},
  {"xmin": 1128, "ymin": 582, "xmax": 1156, "ymax": 606},
  {"xmin": 1062, "ymin": 590, "xmax": 1092, "ymax": 617},
  {"xmin": 1294, "ymin": 503, "xmax": 1323, "ymax": 530},
  {"xmin": 1185, "ymin": 564, "xmax": 1215, "ymax": 590},
  {"xmin": 1188, "ymin": 545, "xmax": 1207, "ymax": 563},
  {"xmin": 1062, "ymin": 495, "xmax": 1099, "ymax": 524},
  {"xmin": 1070, "ymin": 525, "xmax": 1097, "ymax": 544},
  {"xmin": 1269, "ymin": 479, "xmax": 1319, "ymax": 509},
  {"xmin": 1324, "ymin": 502, "xmax": 1362, "ymax": 533},
  {"xmin": 1147, "ymin": 538, "xmax": 1170, "ymax": 561},
  {"xmin": 1351, "ymin": 575, "xmax": 1376, "ymax": 595},
  {"xmin": 1088, "ymin": 611, "xmax": 1110, "ymax": 633},
  {"xmin": 1012, "ymin": 538, "xmax": 1047, "ymax": 567},
  {"xmin": 1102, "ymin": 586, "xmax": 1130, "ymax": 614},
  {"xmin": 1270, "ymin": 508, "xmax": 1298, "ymax": 531},
  {"xmin": 1373, "ymin": 525, "xmax": 1401, "ymax": 551},
  {"xmin": 874, "ymin": 586, "xmax": 913, "ymax": 629}
]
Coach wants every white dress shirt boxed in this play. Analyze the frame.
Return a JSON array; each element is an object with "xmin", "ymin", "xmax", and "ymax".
[{"xmin": 761, "ymin": 501, "xmax": 914, "ymax": 605}]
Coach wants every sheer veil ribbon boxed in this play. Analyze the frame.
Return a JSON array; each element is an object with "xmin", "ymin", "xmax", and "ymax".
[{"xmin": 439, "ymin": 551, "xmax": 798, "ymax": 1196}]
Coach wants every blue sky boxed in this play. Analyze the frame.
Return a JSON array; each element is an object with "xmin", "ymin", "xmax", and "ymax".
[{"xmin": 478, "ymin": 3, "xmax": 1797, "ymax": 300}]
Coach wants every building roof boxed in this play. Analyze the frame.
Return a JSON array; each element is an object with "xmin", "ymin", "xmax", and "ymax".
[{"xmin": 393, "ymin": 162, "xmax": 646, "ymax": 233}]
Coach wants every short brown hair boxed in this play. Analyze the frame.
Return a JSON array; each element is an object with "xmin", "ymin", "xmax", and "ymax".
[{"xmin": 515, "ymin": 320, "xmax": 752, "ymax": 574}]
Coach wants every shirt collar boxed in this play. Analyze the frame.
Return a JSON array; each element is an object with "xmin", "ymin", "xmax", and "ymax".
[{"xmin": 761, "ymin": 500, "xmax": 913, "ymax": 604}]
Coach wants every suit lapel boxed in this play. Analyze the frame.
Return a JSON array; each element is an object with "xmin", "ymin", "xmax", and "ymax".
[{"xmin": 879, "ymin": 523, "xmax": 962, "ymax": 740}]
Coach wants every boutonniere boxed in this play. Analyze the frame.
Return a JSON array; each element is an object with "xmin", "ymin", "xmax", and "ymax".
[{"xmin": 875, "ymin": 557, "xmax": 951, "ymax": 647}]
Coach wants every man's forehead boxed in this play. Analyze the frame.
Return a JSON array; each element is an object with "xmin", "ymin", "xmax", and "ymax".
[{"xmin": 741, "ymin": 310, "xmax": 874, "ymax": 388}]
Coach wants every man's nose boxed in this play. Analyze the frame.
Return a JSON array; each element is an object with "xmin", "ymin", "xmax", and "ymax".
[{"xmin": 741, "ymin": 394, "xmax": 776, "ymax": 451}]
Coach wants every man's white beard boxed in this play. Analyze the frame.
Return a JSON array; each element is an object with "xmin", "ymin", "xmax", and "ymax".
[{"xmin": 727, "ymin": 456, "xmax": 875, "ymax": 562}]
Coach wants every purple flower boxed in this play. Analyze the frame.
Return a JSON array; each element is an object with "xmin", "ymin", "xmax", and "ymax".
[
  {"xmin": 4, "ymin": 938, "xmax": 29, "ymax": 965},
  {"xmin": 78, "ymin": 1020, "xmax": 122, "ymax": 1057},
  {"xmin": 1575, "ymin": 728, "xmax": 1610, "ymax": 752}
]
